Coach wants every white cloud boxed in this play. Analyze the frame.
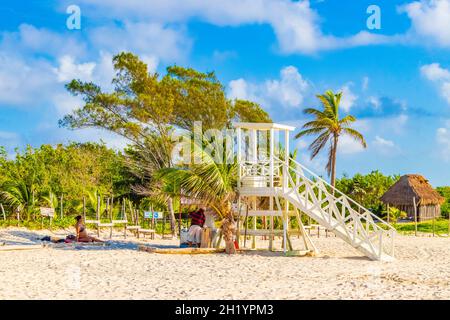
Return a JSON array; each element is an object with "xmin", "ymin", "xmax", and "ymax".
[
  {"xmin": 372, "ymin": 135, "xmax": 399, "ymax": 155},
  {"xmin": 296, "ymin": 139, "xmax": 309, "ymax": 150},
  {"xmin": 298, "ymin": 152, "xmax": 328, "ymax": 176},
  {"xmin": 0, "ymin": 54, "xmax": 56, "ymax": 106},
  {"xmin": 420, "ymin": 63, "xmax": 450, "ymax": 81},
  {"xmin": 338, "ymin": 134, "xmax": 365, "ymax": 155},
  {"xmin": 77, "ymin": 0, "xmax": 396, "ymax": 55},
  {"xmin": 373, "ymin": 135, "xmax": 395, "ymax": 148},
  {"xmin": 227, "ymin": 66, "xmax": 310, "ymax": 110},
  {"xmin": 212, "ymin": 50, "xmax": 238, "ymax": 62},
  {"xmin": 266, "ymin": 66, "xmax": 309, "ymax": 107},
  {"xmin": 368, "ymin": 96, "xmax": 381, "ymax": 109},
  {"xmin": 89, "ymin": 22, "xmax": 191, "ymax": 63},
  {"xmin": 228, "ymin": 78, "xmax": 249, "ymax": 100},
  {"xmin": 421, "ymin": 63, "xmax": 450, "ymax": 104},
  {"xmin": 400, "ymin": 0, "xmax": 450, "ymax": 47},
  {"xmin": 440, "ymin": 82, "xmax": 450, "ymax": 104},
  {"xmin": 1, "ymin": 24, "xmax": 87, "ymax": 58},
  {"xmin": 339, "ymin": 84, "xmax": 358, "ymax": 112},
  {"xmin": 362, "ymin": 76, "xmax": 369, "ymax": 91},
  {"xmin": 53, "ymin": 55, "xmax": 95, "ymax": 83},
  {"xmin": 0, "ymin": 131, "xmax": 20, "ymax": 152},
  {"xmin": 437, "ymin": 123, "xmax": 450, "ymax": 160},
  {"xmin": 51, "ymin": 93, "xmax": 83, "ymax": 116}
]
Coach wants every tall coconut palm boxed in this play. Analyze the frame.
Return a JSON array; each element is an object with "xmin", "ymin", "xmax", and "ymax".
[
  {"xmin": 295, "ymin": 90, "xmax": 367, "ymax": 187},
  {"xmin": 157, "ymin": 139, "xmax": 238, "ymax": 253}
]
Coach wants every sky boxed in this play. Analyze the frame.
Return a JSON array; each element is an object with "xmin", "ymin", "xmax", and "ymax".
[{"xmin": 1, "ymin": 0, "xmax": 450, "ymax": 186}]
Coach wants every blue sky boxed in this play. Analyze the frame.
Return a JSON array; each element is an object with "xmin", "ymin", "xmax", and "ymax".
[{"xmin": 1, "ymin": 0, "xmax": 450, "ymax": 186}]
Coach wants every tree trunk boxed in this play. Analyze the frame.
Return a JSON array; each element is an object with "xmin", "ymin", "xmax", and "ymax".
[
  {"xmin": 1, "ymin": 203, "xmax": 6, "ymax": 221},
  {"xmin": 167, "ymin": 197, "xmax": 176, "ymax": 235},
  {"xmin": 330, "ymin": 135, "xmax": 338, "ymax": 188},
  {"xmin": 222, "ymin": 212, "xmax": 237, "ymax": 254}
]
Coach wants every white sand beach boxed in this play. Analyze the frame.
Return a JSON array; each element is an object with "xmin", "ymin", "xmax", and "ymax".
[{"xmin": 0, "ymin": 227, "xmax": 449, "ymax": 300}]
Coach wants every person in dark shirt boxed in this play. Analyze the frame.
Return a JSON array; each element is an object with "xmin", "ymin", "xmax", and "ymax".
[
  {"xmin": 187, "ymin": 208, "xmax": 205, "ymax": 246},
  {"xmin": 189, "ymin": 208, "xmax": 206, "ymax": 227}
]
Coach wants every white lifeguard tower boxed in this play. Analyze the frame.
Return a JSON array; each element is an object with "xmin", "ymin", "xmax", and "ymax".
[{"xmin": 233, "ymin": 122, "xmax": 395, "ymax": 261}]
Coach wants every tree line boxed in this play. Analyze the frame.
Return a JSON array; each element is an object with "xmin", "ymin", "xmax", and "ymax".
[{"xmin": 1, "ymin": 51, "xmax": 448, "ymax": 243}]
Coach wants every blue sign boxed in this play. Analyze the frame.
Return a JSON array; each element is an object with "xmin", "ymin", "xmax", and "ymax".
[{"xmin": 144, "ymin": 211, "xmax": 162, "ymax": 219}]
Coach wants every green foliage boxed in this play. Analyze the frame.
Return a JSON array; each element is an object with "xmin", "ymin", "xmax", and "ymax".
[
  {"xmin": 0, "ymin": 143, "xmax": 133, "ymax": 222},
  {"xmin": 335, "ymin": 171, "xmax": 400, "ymax": 217},
  {"xmin": 157, "ymin": 139, "xmax": 237, "ymax": 219},
  {"xmin": 436, "ymin": 186, "xmax": 450, "ymax": 219},
  {"xmin": 61, "ymin": 52, "xmax": 271, "ymax": 137},
  {"xmin": 394, "ymin": 219, "xmax": 449, "ymax": 235},
  {"xmin": 386, "ymin": 207, "xmax": 407, "ymax": 222},
  {"xmin": 231, "ymin": 99, "xmax": 271, "ymax": 123}
]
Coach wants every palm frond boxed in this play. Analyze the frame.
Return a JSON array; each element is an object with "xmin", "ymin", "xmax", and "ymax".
[
  {"xmin": 342, "ymin": 127, "xmax": 367, "ymax": 148},
  {"xmin": 295, "ymin": 127, "xmax": 326, "ymax": 139},
  {"xmin": 309, "ymin": 131, "xmax": 331, "ymax": 159}
]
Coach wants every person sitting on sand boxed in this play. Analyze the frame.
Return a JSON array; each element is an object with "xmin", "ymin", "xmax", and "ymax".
[
  {"xmin": 75, "ymin": 215, "xmax": 103, "ymax": 243},
  {"xmin": 187, "ymin": 208, "xmax": 205, "ymax": 247}
]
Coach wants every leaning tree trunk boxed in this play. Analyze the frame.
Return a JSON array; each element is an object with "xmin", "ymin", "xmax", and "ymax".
[
  {"xmin": 330, "ymin": 135, "xmax": 338, "ymax": 188},
  {"xmin": 221, "ymin": 211, "xmax": 237, "ymax": 254},
  {"xmin": 167, "ymin": 197, "xmax": 176, "ymax": 235}
]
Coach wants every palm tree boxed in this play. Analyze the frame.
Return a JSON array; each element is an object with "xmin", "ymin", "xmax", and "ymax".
[
  {"xmin": 295, "ymin": 90, "xmax": 367, "ymax": 187},
  {"xmin": 0, "ymin": 179, "xmax": 37, "ymax": 221},
  {"xmin": 157, "ymin": 139, "xmax": 238, "ymax": 253},
  {"xmin": 126, "ymin": 133, "xmax": 178, "ymax": 234}
]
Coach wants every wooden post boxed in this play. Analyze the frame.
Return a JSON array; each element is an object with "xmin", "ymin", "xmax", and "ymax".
[
  {"xmin": 96, "ymin": 195, "xmax": 100, "ymax": 221},
  {"xmin": 432, "ymin": 206, "xmax": 436, "ymax": 237},
  {"xmin": 387, "ymin": 204, "xmax": 390, "ymax": 224},
  {"xmin": 83, "ymin": 196, "xmax": 86, "ymax": 222},
  {"xmin": 269, "ymin": 128, "xmax": 274, "ymax": 248},
  {"xmin": 252, "ymin": 197, "xmax": 256, "ymax": 249},
  {"xmin": 283, "ymin": 129, "xmax": 289, "ymax": 254},
  {"xmin": 448, "ymin": 205, "xmax": 450, "ymax": 237},
  {"xmin": 111, "ymin": 196, "xmax": 114, "ymax": 220},
  {"xmin": 243, "ymin": 204, "xmax": 249, "ymax": 248},
  {"xmin": 251, "ymin": 129, "xmax": 257, "ymax": 164},
  {"xmin": 269, "ymin": 197, "xmax": 274, "ymax": 251},
  {"xmin": 152, "ymin": 204, "xmax": 155, "ymax": 230},
  {"xmin": 0, "ymin": 203, "xmax": 5, "ymax": 221},
  {"xmin": 122, "ymin": 198, "xmax": 127, "ymax": 239},
  {"xmin": 32, "ymin": 190, "xmax": 35, "ymax": 220},
  {"xmin": 60, "ymin": 194, "xmax": 63, "ymax": 220},
  {"xmin": 262, "ymin": 216, "xmax": 266, "ymax": 240},
  {"xmin": 236, "ymin": 200, "xmax": 241, "ymax": 247},
  {"xmin": 413, "ymin": 197, "xmax": 418, "ymax": 237},
  {"xmin": 96, "ymin": 195, "xmax": 100, "ymax": 237},
  {"xmin": 283, "ymin": 201, "xmax": 288, "ymax": 253},
  {"xmin": 178, "ymin": 210, "xmax": 182, "ymax": 237},
  {"xmin": 162, "ymin": 211, "xmax": 166, "ymax": 239},
  {"xmin": 284, "ymin": 129, "xmax": 289, "ymax": 189},
  {"xmin": 106, "ymin": 197, "xmax": 109, "ymax": 218},
  {"xmin": 237, "ymin": 127, "xmax": 242, "ymax": 182}
]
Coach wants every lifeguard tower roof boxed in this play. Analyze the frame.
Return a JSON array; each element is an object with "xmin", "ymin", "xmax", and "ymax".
[{"xmin": 232, "ymin": 122, "xmax": 295, "ymax": 131}]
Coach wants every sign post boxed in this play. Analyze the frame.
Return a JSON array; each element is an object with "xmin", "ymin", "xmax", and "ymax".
[{"xmin": 40, "ymin": 207, "xmax": 55, "ymax": 228}]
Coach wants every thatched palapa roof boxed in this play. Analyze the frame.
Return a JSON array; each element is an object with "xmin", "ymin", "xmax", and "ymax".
[{"xmin": 380, "ymin": 174, "xmax": 444, "ymax": 206}]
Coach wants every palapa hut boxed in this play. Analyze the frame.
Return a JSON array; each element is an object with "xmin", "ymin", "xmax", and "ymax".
[{"xmin": 380, "ymin": 174, "xmax": 444, "ymax": 222}]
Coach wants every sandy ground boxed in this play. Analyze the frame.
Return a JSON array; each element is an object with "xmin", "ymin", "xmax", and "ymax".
[{"xmin": 0, "ymin": 227, "xmax": 449, "ymax": 300}]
